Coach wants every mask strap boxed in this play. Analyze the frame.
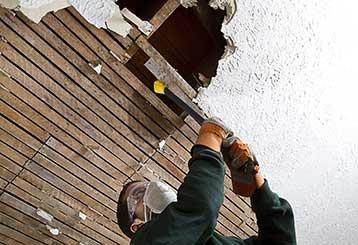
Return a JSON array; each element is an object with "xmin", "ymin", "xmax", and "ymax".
[{"xmin": 144, "ymin": 203, "xmax": 148, "ymax": 222}]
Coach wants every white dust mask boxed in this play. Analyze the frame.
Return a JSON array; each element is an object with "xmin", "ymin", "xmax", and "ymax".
[{"xmin": 143, "ymin": 180, "xmax": 177, "ymax": 215}]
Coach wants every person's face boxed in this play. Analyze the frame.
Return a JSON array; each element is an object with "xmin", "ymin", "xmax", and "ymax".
[{"xmin": 122, "ymin": 181, "xmax": 147, "ymax": 233}]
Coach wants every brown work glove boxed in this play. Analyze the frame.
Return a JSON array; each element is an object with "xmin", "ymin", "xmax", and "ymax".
[
  {"xmin": 195, "ymin": 117, "xmax": 233, "ymax": 152},
  {"xmin": 222, "ymin": 136, "xmax": 260, "ymax": 197}
]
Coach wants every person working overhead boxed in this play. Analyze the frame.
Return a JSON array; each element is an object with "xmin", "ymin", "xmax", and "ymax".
[{"xmin": 117, "ymin": 117, "xmax": 296, "ymax": 244}]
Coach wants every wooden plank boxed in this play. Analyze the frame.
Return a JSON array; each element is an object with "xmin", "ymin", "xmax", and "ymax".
[
  {"xmin": 66, "ymin": 7, "xmax": 130, "ymax": 63},
  {"xmin": 38, "ymin": 143, "xmax": 118, "ymax": 201},
  {"xmin": 0, "ymin": 165, "xmax": 16, "ymax": 182},
  {"xmin": 0, "ymin": 140, "xmax": 28, "ymax": 167},
  {"xmin": 48, "ymin": 13, "xmax": 185, "ymax": 131},
  {"xmin": 0, "ymin": 209, "xmax": 67, "ymax": 245},
  {"xmin": 45, "ymin": 137, "xmax": 122, "ymax": 192},
  {"xmin": 0, "ymin": 59, "xmax": 137, "ymax": 179},
  {"xmin": 0, "ymin": 90, "xmax": 49, "ymax": 143},
  {"xmin": 0, "ymin": 17, "xmax": 144, "ymax": 172},
  {"xmin": 0, "ymin": 79, "xmax": 129, "ymax": 183},
  {"xmin": 0, "ymin": 42, "xmax": 144, "ymax": 170},
  {"xmin": 11, "ymin": 173, "xmax": 127, "ymax": 242},
  {"xmin": 0, "ymin": 153, "xmax": 22, "ymax": 175},
  {"xmin": 0, "ymin": 191, "xmax": 101, "ymax": 245},
  {"xmin": 40, "ymin": 13, "xmax": 164, "ymax": 149},
  {"xmin": 148, "ymin": 0, "xmax": 180, "ymax": 36},
  {"xmin": 0, "ymin": 223, "xmax": 43, "ymax": 245},
  {"xmin": 0, "ymin": 127, "xmax": 36, "ymax": 159},
  {"xmin": 25, "ymin": 157, "xmax": 117, "ymax": 218},
  {"xmin": 52, "ymin": 9, "xmax": 176, "ymax": 139},
  {"xmin": 3, "ymin": 184, "xmax": 125, "ymax": 244},
  {"xmin": 0, "ymin": 178, "xmax": 7, "ymax": 190},
  {"xmin": 0, "ymin": 233, "xmax": 26, "ymax": 245},
  {"xmin": 0, "ymin": 114, "xmax": 46, "ymax": 150}
]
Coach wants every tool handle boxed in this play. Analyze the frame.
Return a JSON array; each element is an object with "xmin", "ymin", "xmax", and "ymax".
[{"xmin": 165, "ymin": 88, "xmax": 206, "ymax": 125}]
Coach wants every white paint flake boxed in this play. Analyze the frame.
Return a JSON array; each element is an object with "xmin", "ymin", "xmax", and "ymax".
[
  {"xmin": 196, "ymin": 0, "xmax": 358, "ymax": 244},
  {"xmin": 79, "ymin": 211, "xmax": 87, "ymax": 221},
  {"xmin": 89, "ymin": 62, "xmax": 102, "ymax": 74},
  {"xmin": 46, "ymin": 225, "xmax": 60, "ymax": 236},
  {"xmin": 36, "ymin": 208, "xmax": 54, "ymax": 222},
  {"xmin": 158, "ymin": 140, "xmax": 166, "ymax": 150}
]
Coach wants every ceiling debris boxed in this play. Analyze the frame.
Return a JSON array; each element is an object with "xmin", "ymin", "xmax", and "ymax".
[
  {"xmin": 46, "ymin": 225, "xmax": 61, "ymax": 235},
  {"xmin": 158, "ymin": 139, "xmax": 166, "ymax": 150},
  {"xmin": 88, "ymin": 62, "xmax": 102, "ymax": 74}
]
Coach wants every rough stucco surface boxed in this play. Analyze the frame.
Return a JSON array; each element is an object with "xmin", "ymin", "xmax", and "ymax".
[{"xmin": 197, "ymin": 0, "xmax": 358, "ymax": 244}]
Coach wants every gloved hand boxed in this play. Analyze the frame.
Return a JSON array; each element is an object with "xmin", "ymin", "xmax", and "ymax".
[
  {"xmin": 222, "ymin": 136, "xmax": 260, "ymax": 196},
  {"xmin": 195, "ymin": 117, "xmax": 233, "ymax": 152}
]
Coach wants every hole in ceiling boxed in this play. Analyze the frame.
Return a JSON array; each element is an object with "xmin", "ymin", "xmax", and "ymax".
[{"xmin": 123, "ymin": 2, "xmax": 227, "ymax": 116}]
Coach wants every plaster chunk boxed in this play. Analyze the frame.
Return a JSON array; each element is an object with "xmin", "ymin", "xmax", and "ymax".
[
  {"xmin": 106, "ymin": 7, "xmax": 132, "ymax": 37},
  {"xmin": 19, "ymin": 0, "xmax": 70, "ymax": 23},
  {"xmin": 209, "ymin": 0, "xmax": 236, "ymax": 24},
  {"xmin": 180, "ymin": 0, "xmax": 198, "ymax": 8},
  {"xmin": 89, "ymin": 62, "xmax": 102, "ymax": 74},
  {"xmin": 158, "ymin": 140, "xmax": 166, "ymax": 150},
  {"xmin": 70, "ymin": 0, "xmax": 115, "ymax": 28},
  {"xmin": 0, "ymin": 0, "xmax": 20, "ymax": 9}
]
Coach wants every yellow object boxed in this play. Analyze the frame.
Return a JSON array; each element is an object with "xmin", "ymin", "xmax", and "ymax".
[{"xmin": 154, "ymin": 80, "xmax": 166, "ymax": 94}]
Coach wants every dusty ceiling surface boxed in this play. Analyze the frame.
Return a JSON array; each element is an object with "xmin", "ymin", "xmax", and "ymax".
[{"xmin": 197, "ymin": 0, "xmax": 358, "ymax": 244}]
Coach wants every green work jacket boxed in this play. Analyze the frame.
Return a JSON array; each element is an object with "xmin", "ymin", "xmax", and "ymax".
[{"xmin": 131, "ymin": 146, "xmax": 296, "ymax": 244}]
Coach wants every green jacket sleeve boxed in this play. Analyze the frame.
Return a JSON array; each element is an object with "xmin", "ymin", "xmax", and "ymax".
[
  {"xmin": 130, "ymin": 146, "xmax": 226, "ymax": 245},
  {"xmin": 247, "ymin": 180, "xmax": 297, "ymax": 245}
]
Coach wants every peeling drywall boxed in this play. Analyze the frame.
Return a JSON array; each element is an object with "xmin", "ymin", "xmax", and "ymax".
[{"xmin": 196, "ymin": 0, "xmax": 358, "ymax": 244}]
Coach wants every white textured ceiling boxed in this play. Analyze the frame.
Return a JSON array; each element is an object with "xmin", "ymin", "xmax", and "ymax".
[{"xmin": 197, "ymin": 0, "xmax": 358, "ymax": 244}]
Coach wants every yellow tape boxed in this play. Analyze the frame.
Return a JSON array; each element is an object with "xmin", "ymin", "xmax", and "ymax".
[{"xmin": 153, "ymin": 80, "xmax": 166, "ymax": 94}]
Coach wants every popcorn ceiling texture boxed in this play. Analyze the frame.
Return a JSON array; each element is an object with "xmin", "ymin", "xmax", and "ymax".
[{"xmin": 196, "ymin": 0, "xmax": 358, "ymax": 244}]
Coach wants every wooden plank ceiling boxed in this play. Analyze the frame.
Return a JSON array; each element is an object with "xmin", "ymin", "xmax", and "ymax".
[{"xmin": 0, "ymin": 2, "xmax": 257, "ymax": 244}]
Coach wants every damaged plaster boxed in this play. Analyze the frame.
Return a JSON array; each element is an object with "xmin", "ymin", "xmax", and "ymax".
[
  {"xmin": 196, "ymin": 0, "xmax": 358, "ymax": 244},
  {"xmin": 0, "ymin": 0, "xmax": 133, "ymax": 37}
]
